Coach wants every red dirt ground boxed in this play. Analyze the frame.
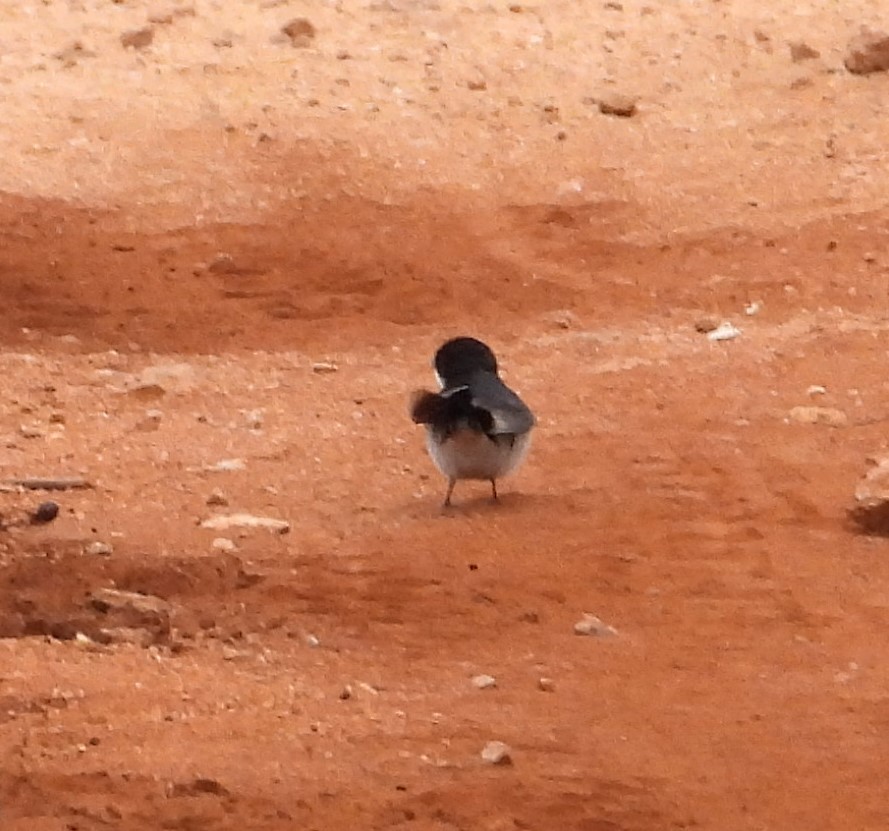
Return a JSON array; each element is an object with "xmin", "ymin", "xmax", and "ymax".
[{"xmin": 1, "ymin": 2, "xmax": 889, "ymax": 829}]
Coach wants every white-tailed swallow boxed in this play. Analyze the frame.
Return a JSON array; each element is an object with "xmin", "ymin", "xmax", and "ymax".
[{"xmin": 410, "ymin": 336, "xmax": 535, "ymax": 507}]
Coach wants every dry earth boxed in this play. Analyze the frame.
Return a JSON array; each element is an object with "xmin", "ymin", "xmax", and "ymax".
[{"xmin": 1, "ymin": 1, "xmax": 889, "ymax": 829}]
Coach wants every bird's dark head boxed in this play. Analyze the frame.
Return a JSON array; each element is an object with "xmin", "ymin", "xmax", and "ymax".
[{"xmin": 433, "ymin": 337, "xmax": 498, "ymax": 387}]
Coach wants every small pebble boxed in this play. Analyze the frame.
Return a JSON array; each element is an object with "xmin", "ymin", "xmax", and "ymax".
[
  {"xmin": 120, "ymin": 27, "xmax": 154, "ymax": 50},
  {"xmin": 206, "ymin": 488, "xmax": 229, "ymax": 507},
  {"xmin": 789, "ymin": 406, "xmax": 847, "ymax": 427},
  {"xmin": 281, "ymin": 17, "xmax": 316, "ymax": 47},
  {"xmin": 312, "ymin": 361, "xmax": 338, "ymax": 374},
  {"xmin": 207, "ymin": 253, "xmax": 240, "ymax": 274},
  {"xmin": 85, "ymin": 541, "xmax": 113, "ymax": 556},
  {"xmin": 597, "ymin": 92, "xmax": 637, "ymax": 117},
  {"xmin": 31, "ymin": 501, "xmax": 60, "ymax": 524},
  {"xmin": 481, "ymin": 741, "xmax": 513, "ymax": 765},
  {"xmin": 471, "ymin": 674, "xmax": 497, "ymax": 689},
  {"xmin": 707, "ymin": 322, "xmax": 742, "ymax": 342},
  {"xmin": 208, "ymin": 458, "xmax": 246, "ymax": 472},
  {"xmin": 211, "ymin": 537, "xmax": 236, "ymax": 552},
  {"xmin": 574, "ymin": 614, "xmax": 619, "ymax": 637},
  {"xmin": 537, "ymin": 677, "xmax": 555, "ymax": 692},
  {"xmin": 200, "ymin": 513, "xmax": 290, "ymax": 534},
  {"xmin": 693, "ymin": 317, "xmax": 719, "ymax": 334}
]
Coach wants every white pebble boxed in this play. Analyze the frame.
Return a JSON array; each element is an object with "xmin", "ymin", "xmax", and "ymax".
[
  {"xmin": 707, "ymin": 322, "xmax": 742, "ymax": 342},
  {"xmin": 85, "ymin": 541, "xmax": 113, "ymax": 557},
  {"xmin": 574, "ymin": 614, "xmax": 619, "ymax": 637},
  {"xmin": 481, "ymin": 741, "xmax": 513, "ymax": 765}
]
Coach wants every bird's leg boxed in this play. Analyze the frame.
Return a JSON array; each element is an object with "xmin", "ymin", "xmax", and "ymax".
[
  {"xmin": 443, "ymin": 478, "xmax": 456, "ymax": 508},
  {"xmin": 490, "ymin": 479, "xmax": 499, "ymax": 502}
]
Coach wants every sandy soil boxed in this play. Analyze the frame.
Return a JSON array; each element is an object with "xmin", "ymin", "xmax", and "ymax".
[{"xmin": 1, "ymin": 1, "xmax": 889, "ymax": 829}]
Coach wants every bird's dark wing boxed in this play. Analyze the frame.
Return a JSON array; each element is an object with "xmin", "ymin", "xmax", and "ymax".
[
  {"xmin": 411, "ymin": 373, "xmax": 534, "ymax": 437},
  {"xmin": 410, "ymin": 385, "xmax": 494, "ymax": 436},
  {"xmin": 465, "ymin": 372, "xmax": 535, "ymax": 436}
]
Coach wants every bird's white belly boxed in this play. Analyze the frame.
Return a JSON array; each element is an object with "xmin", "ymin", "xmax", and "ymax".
[{"xmin": 426, "ymin": 428, "xmax": 531, "ymax": 481}]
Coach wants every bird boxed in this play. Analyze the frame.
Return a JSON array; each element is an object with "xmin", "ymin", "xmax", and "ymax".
[{"xmin": 410, "ymin": 336, "xmax": 535, "ymax": 507}]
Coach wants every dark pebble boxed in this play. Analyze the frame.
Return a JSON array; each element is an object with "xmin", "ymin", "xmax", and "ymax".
[{"xmin": 31, "ymin": 501, "xmax": 60, "ymax": 524}]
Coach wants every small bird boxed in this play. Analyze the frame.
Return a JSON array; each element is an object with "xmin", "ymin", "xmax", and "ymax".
[{"xmin": 410, "ymin": 336, "xmax": 535, "ymax": 507}]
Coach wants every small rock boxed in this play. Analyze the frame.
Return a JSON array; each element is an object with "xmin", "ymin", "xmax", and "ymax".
[
  {"xmin": 89, "ymin": 588, "xmax": 171, "ymax": 618},
  {"xmin": 207, "ymin": 458, "xmax": 246, "ymax": 472},
  {"xmin": 312, "ymin": 361, "xmax": 338, "ymax": 374},
  {"xmin": 206, "ymin": 488, "xmax": 229, "ymax": 507},
  {"xmin": 136, "ymin": 363, "xmax": 197, "ymax": 392},
  {"xmin": 19, "ymin": 425, "xmax": 43, "ymax": 439},
  {"xmin": 200, "ymin": 513, "xmax": 290, "ymax": 534},
  {"xmin": 85, "ymin": 541, "xmax": 114, "ymax": 557},
  {"xmin": 788, "ymin": 406, "xmax": 848, "ymax": 427},
  {"xmin": 129, "ymin": 383, "xmax": 166, "ymax": 401},
  {"xmin": 707, "ymin": 322, "xmax": 742, "ymax": 342},
  {"xmin": 481, "ymin": 741, "xmax": 513, "ymax": 765},
  {"xmin": 544, "ymin": 309, "xmax": 579, "ymax": 329},
  {"xmin": 88, "ymin": 589, "xmax": 172, "ymax": 645},
  {"xmin": 100, "ymin": 627, "xmax": 155, "ymax": 648},
  {"xmin": 471, "ymin": 674, "xmax": 497, "ymax": 689},
  {"xmin": 48, "ymin": 412, "xmax": 66, "ymax": 425},
  {"xmin": 844, "ymin": 28, "xmax": 889, "ymax": 75},
  {"xmin": 207, "ymin": 253, "xmax": 241, "ymax": 274},
  {"xmin": 121, "ymin": 27, "xmax": 155, "ymax": 50},
  {"xmin": 339, "ymin": 685, "xmax": 353, "ymax": 700},
  {"xmin": 789, "ymin": 41, "xmax": 820, "ymax": 62},
  {"xmin": 170, "ymin": 778, "xmax": 230, "ymax": 798},
  {"xmin": 744, "ymin": 301, "xmax": 762, "ymax": 316},
  {"xmin": 537, "ymin": 677, "xmax": 555, "ymax": 692},
  {"xmin": 30, "ymin": 501, "xmax": 60, "ymax": 525},
  {"xmin": 135, "ymin": 409, "xmax": 163, "ymax": 432},
  {"xmin": 281, "ymin": 17, "xmax": 316, "ymax": 47},
  {"xmin": 53, "ymin": 41, "xmax": 97, "ymax": 66},
  {"xmin": 693, "ymin": 317, "xmax": 719, "ymax": 334},
  {"xmin": 849, "ymin": 456, "xmax": 889, "ymax": 533},
  {"xmin": 211, "ymin": 537, "xmax": 236, "ymax": 552},
  {"xmin": 467, "ymin": 77, "xmax": 487, "ymax": 91},
  {"xmin": 244, "ymin": 409, "xmax": 264, "ymax": 430},
  {"xmin": 574, "ymin": 614, "xmax": 619, "ymax": 637},
  {"xmin": 806, "ymin": 385, "xmax": 827, "ymax": 397},
  {"xmin": 597, "ymin": 93, "xmax": 637, "ymax": 117}
]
